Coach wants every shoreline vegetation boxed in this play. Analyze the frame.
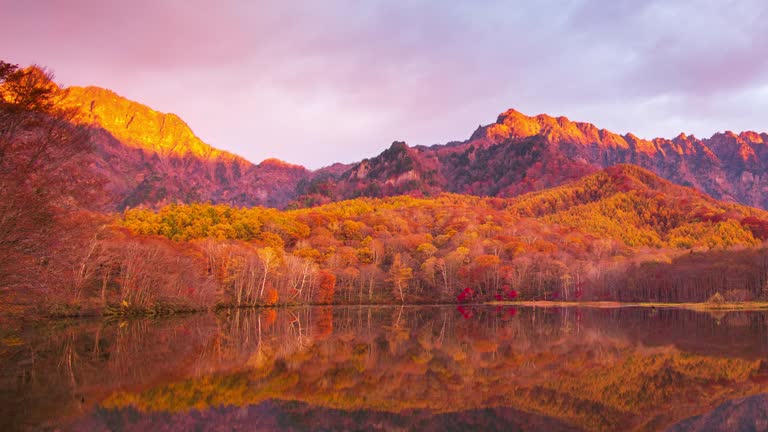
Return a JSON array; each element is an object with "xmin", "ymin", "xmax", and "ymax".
[
  {"xmin": 6, "ymin": 299, "xmax": 768, "ymax": 322},
  {"xmin": 489, "ymin": 300, "xmax": 768, "ymax": 311}
]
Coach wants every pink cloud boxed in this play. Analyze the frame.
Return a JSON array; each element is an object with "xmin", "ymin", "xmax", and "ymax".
[{"xmin": 3, "ymin": 0, "xmax": 768, "ymax": 168}]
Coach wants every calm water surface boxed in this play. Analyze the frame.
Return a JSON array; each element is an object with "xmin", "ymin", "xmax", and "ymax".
[{"xmin": 2, "ymin": 305, "xmax": 768, "ymax": 431}]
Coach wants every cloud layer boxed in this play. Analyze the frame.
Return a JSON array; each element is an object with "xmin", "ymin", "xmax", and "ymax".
[{"xmin": 4, "ymin": 0, "xmax": 767, "ymax": 168}]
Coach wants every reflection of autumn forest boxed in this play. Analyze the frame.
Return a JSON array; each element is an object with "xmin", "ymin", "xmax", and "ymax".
[
  {"xmin": 3, "ymin": 306, "xmax": 768, "ymax": 431},
  {"xmin": 3, "ymin": 61, "xmax": 768, "ymax": 313}
]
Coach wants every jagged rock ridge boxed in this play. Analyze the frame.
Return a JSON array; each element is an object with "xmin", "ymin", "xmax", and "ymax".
[
  {"xmin": 54, "ymin": 82, "xmax": 768, "ymax": 211},
  {"xmin": 314, "ymin": 108, "xmax": 768, "ymax": 209}
]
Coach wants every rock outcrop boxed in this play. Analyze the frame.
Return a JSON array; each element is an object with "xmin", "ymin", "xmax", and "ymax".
[{"xmin": 59, "ymin": 86, "xmax": 310, "ymax": 210}]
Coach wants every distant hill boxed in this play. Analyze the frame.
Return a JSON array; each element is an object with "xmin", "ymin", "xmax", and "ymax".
[{"xmin": 506, "ymin": 164, "xmax": 767, "ymax": 248}]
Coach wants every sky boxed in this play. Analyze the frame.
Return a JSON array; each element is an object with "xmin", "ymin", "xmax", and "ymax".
[{"xmin": 2, "ymin": 0, "xmax": 767, "ymax": 169}]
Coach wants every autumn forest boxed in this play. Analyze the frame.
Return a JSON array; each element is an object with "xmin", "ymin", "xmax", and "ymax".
[{"xmin": 2, "ymin": 61, "xmax": 768, "ymax": 318}]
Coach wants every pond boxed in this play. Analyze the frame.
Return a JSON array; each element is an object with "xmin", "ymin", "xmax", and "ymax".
[{"xmin": 2, "ymin": 305, "xmax": 768, "ymax": 431}]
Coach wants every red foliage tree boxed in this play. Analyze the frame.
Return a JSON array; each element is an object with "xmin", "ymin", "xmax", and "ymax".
[
  {"xmin": 316, "ymin": 270, "xmax": 336, "ymax": 304},
  {"xmin": 263, "ymin": 287, "xmax": 279, "ymax": 306}
]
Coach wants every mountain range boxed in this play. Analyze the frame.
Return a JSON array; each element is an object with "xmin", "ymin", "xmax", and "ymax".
[{"xmin": 59, "ymin": 84, "xmax": 768, "ymax": 211}]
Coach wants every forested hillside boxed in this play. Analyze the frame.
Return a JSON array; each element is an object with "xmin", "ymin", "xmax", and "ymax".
[{"xmin": 112, "ymin": 167, "xmax": 768, "ymax": 310}]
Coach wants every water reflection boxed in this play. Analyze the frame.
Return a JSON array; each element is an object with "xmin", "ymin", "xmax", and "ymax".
[{"xmin": 2, "ymin": 306, "xmax": 768, "ymax": 431}]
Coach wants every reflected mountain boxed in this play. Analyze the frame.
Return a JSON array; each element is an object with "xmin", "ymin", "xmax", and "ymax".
[
  {"xmin": 2, "ymin": 306, "xmax": 768, "ymax": 431},
  {"xmin": 73, "ymin": 402, "xmax": 580, "ymax": 432},
  {"xmin": 667, "ymin": 393, "xmax": 768, "ymax": 432}
]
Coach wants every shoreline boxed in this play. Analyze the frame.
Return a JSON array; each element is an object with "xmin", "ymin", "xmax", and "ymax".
[
  {"xmin": 486, "ymin": 300, "xmax": 768, "ymax": 311},
  {"xmin": 5, "ymin": 300, "xmax": 768, "ymax": 323},
  {"xmin": 1, "ymin": 302, "xmax": 463, "ymax": 323}
]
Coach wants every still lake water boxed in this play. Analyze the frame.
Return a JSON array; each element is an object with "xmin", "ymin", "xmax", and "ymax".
[{"xmin": 2, "ymin": 305, "xmax": 768, "ymax": 431}]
